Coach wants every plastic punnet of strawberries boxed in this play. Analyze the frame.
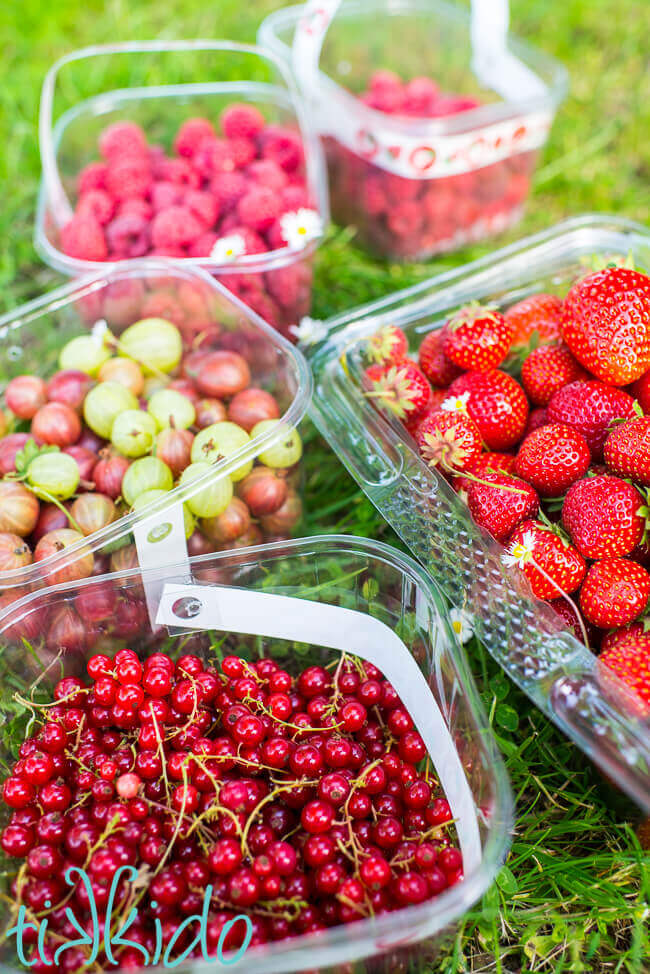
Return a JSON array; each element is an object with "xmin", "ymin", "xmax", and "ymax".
[
  {"xmin": 325, "ymin": 70, "xmax": 535, "ymax": 260},
  {"xmin": 362, "ymin": 262, "xmax": 650, "ymax": 713},
  {"xmin": 0, "ymin": 316, "xmax": 303, "ymax": 586},
  {"xmin": 0, "ymin": 648, "xmax": 462, "ymax": 969},
  {"xmin": 57, "ymin": 108, "xmax": 321, "ymax": 338}
]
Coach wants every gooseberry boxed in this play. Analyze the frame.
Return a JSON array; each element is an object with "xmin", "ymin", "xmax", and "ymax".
[
  {"xmin": 27, "ymin": 452, "xmax": 80, "ymax": 500},
  {"xmin": 179, "ymin": 462, "xmax": 234, "ymax": 518},
  {"xmin": 237, "ymin": 467, "xmax": 288, "ymax": 516},
  {"xmin": 97, "ymin": 358, "xmax": 144, "ymax": 396},
  {"xmin": 5, "ymin": 376, "xmax": 47, "ymax": 419},
  {"xmin": 195, "ymin": 398, "xmax": 227, "ymax": 428},
  {"xmin": 191, "ymin": 422, "xmax": 252, "ymax": 481},
  {"xmin": 70, "ymin": 494, "xmax": 117, "ymax": 536},
  {"xmin": 31, "ymin": 402, "xmax": 81, "ymax": 447},
  {"xmin": 121, "ymin": 456, "xmax": 173, "ymax": 506},
  {"xmin": 131, "ymin": 490, "xmax": 195, "ymax": 538},
  {"xmin": 59, "ymin": 334, "xmax": 111, "ymax": 376},
  {"xmin": 228, "ymin": 388, "xmax": 280, "ymax": 432},
  {"xmin": 0, "ymin": 532, "xmax": 33, "ymax": 572},
  {"xmin": 260, "ymin": 490, "xmax": 303, "ymax": 535},
  {"xmin": 0, "ymin": 482, "xmax": 39, "ymax": 537},
  {"xmin": 46, "ymin": 371, "xmax": 93, "ymax": 413},
  {"xmin": 252, "ymin": 420, "xmax": 303, "ymax": 468},
  {"xmin": 147, "ymin": 390, "xmax": 196, "ymax": 430},
  {"xmin": 202, "ymin": 497, "xmax": 251, "ymax": 544},
  {"xmin": 93, "ymin": 453, "xmax": 130, "ymax": 499},
  {"xmin": 119, "ymin": 318, "xmax": 182, "ymax": 375},
  {"xmin": 155, "ymin": 428, "xmax": 193, "ymax": 478},
  {"xmin": 83, "ymin": 381, "xmax": 138, "ymax": 439},
  {"xmin": 194, "ymin": 351, "xmax": 251, "ymax": 399},
  {"xmin": 111, "ymin": 410, "xmax": 157, "ymax": 458},
  {"xmin": 34, "ymin": 529, "xmax": 94, "ymax": 585}
]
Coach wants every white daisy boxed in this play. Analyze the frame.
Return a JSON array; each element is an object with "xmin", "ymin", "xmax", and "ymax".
[
  {"xmin": 449, "ymin": 607, "xmax": 474, "ymax": 643},
  {"xmin": 289, "ymin": 316, "xmax": 328, "ymax": 346},
  {"xmin": 279, "ymin": 208, "xmax": 323, "ymax": 249},
  {"xmin": 210, "ymin": 234, "xmax": 246, "ymax": 263},
  {"xmin": 502, "ymin": 529, "xmax": 537, "ymax": 569},
  {"xmin": 440, "ymin": 392, "xmax": 471, "ymax": 413}
]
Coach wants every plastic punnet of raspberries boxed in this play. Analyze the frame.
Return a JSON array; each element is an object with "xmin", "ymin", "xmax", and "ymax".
[
  {"xmin": 361, "ymin": 266, "xmax": 650, "ymax": 713},
  {"xmin": 57, "ymin": 109, "xmax": 320, "ymax": 338},
  {"xmin": 0, "ymin": 649, "xmax": 463, "ymax": 968}
]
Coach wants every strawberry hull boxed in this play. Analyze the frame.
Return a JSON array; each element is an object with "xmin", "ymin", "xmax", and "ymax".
[{"xmin": 310, "ymin": 216, "xmax": 650, "ymax": 813}]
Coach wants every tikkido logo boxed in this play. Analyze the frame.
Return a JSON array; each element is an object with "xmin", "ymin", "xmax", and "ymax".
[{"xmin": 7, "ymin": 866, "xmax": 254, "ymax": 968}]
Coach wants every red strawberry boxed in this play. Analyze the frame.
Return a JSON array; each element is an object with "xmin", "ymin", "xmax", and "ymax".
[
  {"xmin": 629, "ymin": 368, "xmax": 650, "ymax": 413},
  {"xmin": 603, "ymin": 414, "xmax": 650, "ymax": 485},
  {"xmin": 442, "ymin": 303, "xmax": 512, "ymax": 371},
  {"xmin": 514, "ymin": 423, "xmax": 590, "ymax": 497},
  {"xmin": 366, "ymin": 325, "xmax": 408, "ymax": 365},
  {"xmin": 600, "ymin": 624, "xmax": 650, "ymax": 709},
  {"xmin": 580, "ymin": 558, "xmax": 650, "ymax": 629},
  {"xmin": 403, "ymin": 389, "xmax": 448, "ymax": 437},
  {"xmin": 561, "ymin": 267, "xmax": 650, "ymax": 385},
  {"xmin": 415, "ymin": 410, "xmax": 482, "ymax": 473},
  {"xmin": 521, "ymin": 344, "xmax": 587, "ymax": 406},
  {"xmin": 448, "ymin": 370, "xmax": 529, "ymax": 451},
  {"xmin": 418, "ymin": 330, "xmax": 462, "ymax": 387},
  {"xmin": 547, "ymin": 380, "xmax": 635, "ymax": 459},
  {"xmin": 522, "ymin": 407, "xmax": 550, "ymax": 439},
  {"xmin": 551, "ymin": 598, "xmax": 594, "ymax": 646},
  {"xmin": 363, "ymin": 362, "xmax": 431, "ymax": 419},
  {"xmin": 505, "ymin": 293, "xmax": 563, "ymax": 348},
  {"xmin": 562, "ymin": 474, "xmax": 646, "ymax": 558},
  {"xmin": 503, "ymin": 520, "xmax": 586, "ymax": 600},
  {"xmin": 452, "ymin": 452, "xmax": 516, "ymax": 495},
  {"xmin": 466, "ymin": 472, "xmax": 539, "ymax": 542}
]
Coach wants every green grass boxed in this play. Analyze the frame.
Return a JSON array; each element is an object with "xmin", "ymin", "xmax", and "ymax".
[{"xmin": 0, "ymin": 0, "xmax": 649, "ymax": 970}]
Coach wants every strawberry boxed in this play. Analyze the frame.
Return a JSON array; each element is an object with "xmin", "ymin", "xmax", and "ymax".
[
  {"xmin": 551, "ymin": 598, "xmax": 595, "ymax": 646},
  {"xmin": 403, "ymin": 389, "xmax": 448, "ymax": 437},
  {"xmin": 561, "ymin": 266, "xmax": 650, "ymax": 385},
  {"xmin": 452, "ymin": 452, "xmax": 516, "ymax": 495},
  {"xmin": 579, "ymin": 558, "xmax": 650, "ymax": 629},
  {"xmin": 448, "ymin": 370, "xmax": 529, "ymax": 451},
  {"xmin": 521, "ymin": 344, "xmax": 587, "ymax": 406},
  {"xmin": 522, "ymin": 407, "xmax": 550, "ymax": 439},
  {"xmin": 363, "ymin": 362, "xmax": 431, "ymax": 419},
  {"xmin": 366, "ymin": 325, "xmax": 408, "ymax": 365},
  {"xmin": 562, "ymin": 474, "xmax": 646, "ymax": 558},
  {"xmin": 442, "ymin": 303, "xmax": 512, "ymax": 371},
  {"xmin": 514, "ymin": 423, "xmax": 590, "ymax": 496},
  {"xmin": 418, "ymin": 330, "xmax": 462, "ymax": 387},
  {"xmin": 466, "ymin": 472, "xmax": 539, "ymax": 542},
  {"xmin": 629, "ymin": 368, "xmax": 650, "ymax": 413},
  {"xmin": 503, "ymin": 519, "xmax": 586, "ymax": 600},
  {"xmin": 547, "ymin": 380, "xmax": 635, "ymax": 460},
  {"xmin": 604, "ymin": 414, "xmax": 650, "ymax": 485},
  {"xmin": 599, "ymin": 624, "xmax": 650, "ymax": 709},
  {"xmin": 415, "ymin": 409, "xmax": 483, "ymax": 473},
  {"xmin": 505, "ymin": 293, "xmax": 563, "ymax": 349}
]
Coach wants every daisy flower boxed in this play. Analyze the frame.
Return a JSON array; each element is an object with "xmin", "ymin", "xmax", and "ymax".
[
  {"xmin": 502, "ymin": 529, "xmax": 537, "ymax": 569},
  {"xmin": 449, "ymin": 607, "xmax": 474, "ymax": 643},
  {"xmin": 280, "ymin": 208, "xmax": 323, "ymax": 249},
  {"xmin": 210, "ymin": 234, "xmax": 246, "ymax": 263},
  {"xmin": 440, "ymin": 391, "xmax": 471, "ymax": 413},
  {"xmin": 289, "ymin": 316, "xmax": 328, "ymax": 346}
]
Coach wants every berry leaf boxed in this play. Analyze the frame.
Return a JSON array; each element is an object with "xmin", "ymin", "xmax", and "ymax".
[{"xmin": 14, "ymin": 438, "xmax": 60, "ymax": 476}]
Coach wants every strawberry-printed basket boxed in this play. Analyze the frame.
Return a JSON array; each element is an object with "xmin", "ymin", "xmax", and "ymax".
[
  {"xmin": 308, "ymin": 216, "xmax": 650, "ymax": 812},
  {"xmin": 259, "ymin": 0, "xmax": 567, "ymax": 260},
  {"xmin": 35, "ymin": 41, "xmax": 330, "ymax": 341}
]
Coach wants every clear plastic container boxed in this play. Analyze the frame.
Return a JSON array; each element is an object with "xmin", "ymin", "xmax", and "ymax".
[
  {"xmin": 309, "ymin": 215, "xmax": 650, "ymax": 812},
  {"xmin": 0, "ymin": 259, "xmax": 311, "ymax": 596},
  {"xmin": 35, "ymin": 42, "xmax": 330, "ymax": 340},
  {"xmin": 0, "ymin": 534, "xmax": 512, "ymax": 973},
  {"xmin": 259, "ymin": 0, "xmax": 567, "ymax": 260}
]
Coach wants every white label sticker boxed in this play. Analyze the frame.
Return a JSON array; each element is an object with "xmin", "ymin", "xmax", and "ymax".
[
  {"xmin": 156, "ymin": 582, "xmax": 483, "ymax": 877},
  {"xmin": 133, "ymin": 503, "xmax": 191, "ymax": 625}
]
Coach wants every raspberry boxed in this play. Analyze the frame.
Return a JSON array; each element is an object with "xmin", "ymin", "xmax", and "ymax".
[
  {"xmin": 105, "ymin": 158, "xmax": 152, "ymax": 202},
  {"xmin": 362, "ymin": 177, "xmax": 388, "ymax": 216},
  {"xmin": 211, "ymin": 171, "xmax": 248, "ymax": 212},
  {"xmin": 383, "ymin": 174, "xmax": 420, "ymax": 202},
  {"xmin": 61, "ymin": 214, "xmax": 108, "ymax": 261},
  {"xmin": 224, "ymin": 225, "xmax": 268, "ymax": 255},
  {"xmin": 116, "ymin": 198, "xmax": 152, "ymax": 222},
  {"xmin": 220, "ymin": 103, "xmax": 266, "ymax": 140},
  {"xmin": 387, "ymin": 202, "xmax": 422, "ymax": 237},
  {"xmin": 193, "ymin": 138, "xmax": 237, "ymax": 180},
  {"xmin": 76, "ymin": 190, "xmax": 115, "ymax": 226},
  {"xmin": 150, "ymin": 206, "xmax": 204, "ymax": 249},
  {"xmin": 228, "ymin": 137, "xmax": 258, "ymax": 169},
  {"xmin": 280, "ymin": 185, "xmax": 312, "ymax": 213},
  {"xmin": 150, "ymin": 182, "xmax": 184, "ymax": 212},
  {"xmin": 261, "ymin": 125, "xmax": 303, "ymax": 173},
  {"xmin": 246, "ymin": 160, "xmax": 288, "ymax": 192},
  {"xmin": 149, "ymin": 246, "xmax": 187, "ymax": 258},
  {"xmin": 266, "ymin": 265, "xmax": 301, "ymax": 309},
  {"xmin": 157, "ymin": 157, "xmax": 201, "ymax": 189},
  {"xmin": 403, "ymin": 77, "xmax": 439, "ymax": 115},
  {"xmin": 187, "ymin": 230, "xmax": 219, "ymax": 257},
  {"xmin": 105, "ymin": 213, "xmax": 150, "ymax": 258},
  {"xmin": 173, "ymin": 118, "xmax": 216, "ymax": 158},
  {"xmin": 99, "ymin": 121, "xmax": 147, "ymax": 162},
  {"xmin": 101, "ymin": 279, "xmax": 146, "ymax": 327},
  {"xmin": 77, "ymin": 162, "xmax": 108, "ymax": 195},
  {"xmin": 237, "ymin": 187, "xmax": 281, "ymax": 232},
  {"xmin": 184, "ymin": 189, "xmax": 219, "ymax": 229}
]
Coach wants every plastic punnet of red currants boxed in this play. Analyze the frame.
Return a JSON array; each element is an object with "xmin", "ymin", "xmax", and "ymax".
[{"xmin": 0, "ymin": 648, "xmax": 463, "ymax": 970}]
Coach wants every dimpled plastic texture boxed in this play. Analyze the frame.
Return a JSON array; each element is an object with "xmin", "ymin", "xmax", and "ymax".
[
  {"xmin": 310, "ymin": 216, "xmax": 650, "ymax": 812},
  {"xmin": 0, "ymin": 259, "xmax": 311, "ymax": 594},
  {"xmin": 0, "ymin": 535, "xmax": 512, "ymax": 974},
  {"xmin": 35, "ymin": 42, "xmax": 330, "ymax": 339}
]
